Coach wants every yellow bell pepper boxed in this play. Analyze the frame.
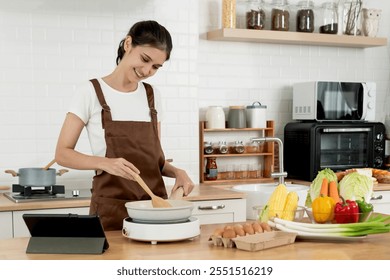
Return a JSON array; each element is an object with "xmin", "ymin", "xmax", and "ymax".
[{"xmin": 311, "ymin": 195, "xmax": 335, "ymax": 223}]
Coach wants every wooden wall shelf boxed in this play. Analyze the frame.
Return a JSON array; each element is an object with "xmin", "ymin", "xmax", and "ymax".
[{"xmin": 206, "ymin": 28, "xmax": 388, "ymax": 48}]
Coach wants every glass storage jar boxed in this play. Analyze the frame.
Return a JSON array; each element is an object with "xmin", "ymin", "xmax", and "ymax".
[
  {"xmin": 296, "ymin": 0, "xmax": 315, "ymax": 33},
  {"xmin": 319, "ymin": 1, "xmax": 338, "ymax": 34},
  {"xmin": 204, "ymin": 141, "xmax": 214, "ymax": 155},
  {"xmin": 271, "ymin": 0, "xmax": 290, "ymax": 31},
  {"xmin": 246, "ymin": 0, "xmax": 266, "ymax": 30},
  {"xmin": 342, "ymin": 0, "xmax": 363, "ymax": 36},
  {"xmin": 222, "ymin": 0, "xmax": 237, "ymax": 28}
]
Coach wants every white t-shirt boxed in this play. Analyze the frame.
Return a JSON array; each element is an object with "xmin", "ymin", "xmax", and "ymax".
[{"xmin": 68, "ymin": 78, "xmax": 164, "ymax": 157}]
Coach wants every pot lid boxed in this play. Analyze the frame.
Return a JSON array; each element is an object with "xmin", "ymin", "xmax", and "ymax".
[{"xmin": 247, "ymin": 101, "xmax": 267, "ymax": 109}]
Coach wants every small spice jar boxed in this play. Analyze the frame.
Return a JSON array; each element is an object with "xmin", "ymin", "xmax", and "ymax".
[
  {"xmin": 319, "ymin": 1, "xmax": 338, "ymax": 34},
  {"xmin": 217, "ymin": 141, "xmax": 229, "ymax": 154},
  {"xmin": 271, "ymin": 0, "xmax": 290, "ymax": 31},
  {"xmin": 296, "ymin": 0, "xmax": 315, "ymax": 33},
  {"xmin": 206, "ymin": 157, "xmax": 218, "ymax": 180},
  {"xmin": 246, "ymin": 0, "xmax": 266, "ymax": 30},
  {"xmin": 222, "ymin": 0, "xmax": 237, "ymax": 28},
  {"xmin": 204, "ymin": 141, "xmax": 214, "ymax": 155},
  {"xmin": 234, "ymin": 141, "xmax": 245, "ymax": 154}
]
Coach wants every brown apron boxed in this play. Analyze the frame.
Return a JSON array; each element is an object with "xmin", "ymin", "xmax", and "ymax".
[{"xmin": 88, "ymin": 79, "xmax": 167, "ymax": 231}]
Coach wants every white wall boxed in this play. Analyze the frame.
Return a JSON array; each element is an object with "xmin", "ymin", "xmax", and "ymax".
[{"xmin": 0, "ymin": 0, "xmax": 389, "ymax": 189}]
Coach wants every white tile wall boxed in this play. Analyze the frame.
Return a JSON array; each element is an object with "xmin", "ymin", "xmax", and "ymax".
[{"xmin": 0, "ymin": 0, "xmax": 389, "ymax": 189}]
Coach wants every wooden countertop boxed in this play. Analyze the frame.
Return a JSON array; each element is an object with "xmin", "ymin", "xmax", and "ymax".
[
  {"xmin": 1, "ymin": 180, "xmax": 389, "ymax": 212},
  {"xmin": 0, "ymin": 184, "xmax": 246, "ymax": 212},
  {"xmin": 1, "ymin": 222, "xmax": 390, "ymax": 260}
]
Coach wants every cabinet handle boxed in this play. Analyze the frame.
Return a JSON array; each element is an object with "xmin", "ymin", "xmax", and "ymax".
[
  {"xmin": 371, "ymin": 195, "xmax": 383, "ymax": 200},
  {"xmin": 198, "ymin": 205, "xmax": 225, "ymax": 211}
]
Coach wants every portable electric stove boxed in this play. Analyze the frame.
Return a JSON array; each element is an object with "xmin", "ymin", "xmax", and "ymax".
[
  {"xmin": 122, "ymin": 216, "xmax": 200, "ymax": 245},
  {"xmin": 4, "ymin": 184, "xmax": 91, "ymax": 203}
]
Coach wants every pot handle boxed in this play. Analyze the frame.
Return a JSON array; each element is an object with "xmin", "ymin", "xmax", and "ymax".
[
  {"xmin": 4, "ymin": 170, "xmax": 19, "ymax": 177},
  {"xmin": 56, "ymin": 169, "xmax": 69, "ymax": 176}
]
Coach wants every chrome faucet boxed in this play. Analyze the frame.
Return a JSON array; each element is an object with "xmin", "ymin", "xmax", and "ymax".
[{"xmin": 250, "ymin": 137, "xmax": 288, "ymax": 185}]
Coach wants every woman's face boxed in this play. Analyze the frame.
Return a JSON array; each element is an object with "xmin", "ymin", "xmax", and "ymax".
[{"xmin": 122, "ymin": 37, "xmax": 167, "ymax": 83}]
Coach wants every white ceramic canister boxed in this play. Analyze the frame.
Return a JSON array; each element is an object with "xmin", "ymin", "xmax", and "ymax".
[
  {"xmin": 205, "ymin": 106, "xmax": 225, "ymax": 129},
  {"xmin": 246, "ymin": 101, "xmax": 267, "ymax": 128}
]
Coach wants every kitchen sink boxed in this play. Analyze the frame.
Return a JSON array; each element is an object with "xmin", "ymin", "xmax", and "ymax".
[{"xmin": 231, "ymin": 183, "xmax": 309, "ymax": 220}]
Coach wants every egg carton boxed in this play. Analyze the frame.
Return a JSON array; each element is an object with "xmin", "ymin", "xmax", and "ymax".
[{"xmin": 209, "ymin": 231, "xmax": 297, "ymax": 251}]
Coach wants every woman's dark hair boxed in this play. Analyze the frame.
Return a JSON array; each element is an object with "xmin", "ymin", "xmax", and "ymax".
[{"xmin": 116, "ymin": 20, "xmax": 173, "ymax": 65}]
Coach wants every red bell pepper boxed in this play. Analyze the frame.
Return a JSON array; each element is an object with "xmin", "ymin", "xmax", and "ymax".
[{"xmin": 334, "ymin": 198, "xmax": 359, "ymax": 224}]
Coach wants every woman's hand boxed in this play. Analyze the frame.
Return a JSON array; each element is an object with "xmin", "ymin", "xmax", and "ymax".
[
  {"xmin": 171, "ymin": 168, "xmax": 194, "ymax": 196},
  {"xmin": 100, "ymin": 157, "xmax": 140, "ymax": 181}
]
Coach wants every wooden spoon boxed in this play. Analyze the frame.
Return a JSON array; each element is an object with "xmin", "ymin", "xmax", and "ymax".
[
  {"xmin": 133, "ymin": 174, "xmax": 172, "ymax": 208},
  {"xmin": 43, "ymin": 159, "xmax": 56, "ymax": 170}
]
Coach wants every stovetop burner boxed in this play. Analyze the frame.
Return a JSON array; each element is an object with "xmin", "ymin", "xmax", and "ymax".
[
  {"xmin": 4, "ymin": 185, "xmax": 91, "ymax": 203},
  {"xmin": 12, "ymin": 184, "xmax": 65, "ymax": 197}
]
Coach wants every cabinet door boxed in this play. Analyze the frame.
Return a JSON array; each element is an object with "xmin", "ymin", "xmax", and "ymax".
[
  {"xmin": 191, "ymin": 199, "xmax": 246, "ymax": 225},
  {"xmin": 13, "ymin": 207, "xmax": 89, "ymax": 238},
  {"xmin": 370, "ymin": 191, "xmax": 390, "ymax": 215},
  {"xmin": 0, "ymin": 212, "xmax": 13, "ymax": 240}
]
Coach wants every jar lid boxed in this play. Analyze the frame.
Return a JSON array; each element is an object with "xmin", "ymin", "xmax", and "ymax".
[
  {"xmin": 229, "ymin": 105, "xmax": 245, "ymax": 109},
  {"xmin": 246, "ymin": 101, "xmax": 267, "ymax": 109}
]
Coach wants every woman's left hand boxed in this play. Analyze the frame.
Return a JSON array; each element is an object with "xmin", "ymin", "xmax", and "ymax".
[{"xmin": 172, "ymin": 168, "xmax": 195, "ymax": 196}]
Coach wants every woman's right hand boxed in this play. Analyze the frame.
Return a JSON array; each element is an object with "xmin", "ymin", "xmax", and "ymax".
[{"xmin": 100, "ymin": 157, "xmax": 140, "ymax": 181}]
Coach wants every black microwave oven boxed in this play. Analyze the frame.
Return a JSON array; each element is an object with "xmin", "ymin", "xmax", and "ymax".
[{"xmin": 284, "ymin": 121, "xmax": 386, "ymax": 181}]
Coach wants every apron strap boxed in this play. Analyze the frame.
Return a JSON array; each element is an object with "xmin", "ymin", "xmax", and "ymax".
[
  {"xmin": 90, "ymin": 79, "xmax": 112, "ymax": 129},
  {"xmin": 142, "ymin": 82, "xmax": 158, "ymax": 126}
]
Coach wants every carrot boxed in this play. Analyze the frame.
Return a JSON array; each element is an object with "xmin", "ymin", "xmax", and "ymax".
[
  {"xmin": 329, "ymin": 181, "xmax": 340, "ymax": 203},
  {"xmin": 320, "ymin": 178, "xmax": 328, "ymax": 196}
]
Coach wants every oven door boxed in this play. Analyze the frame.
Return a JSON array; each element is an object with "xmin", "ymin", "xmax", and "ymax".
[
  {"xmin": 316, "ymin": 126, "xmax": 373, "ymax": 171},
  {"xmin": 316, "ymin": 82, "xmax": 366, "ymax": 121}
]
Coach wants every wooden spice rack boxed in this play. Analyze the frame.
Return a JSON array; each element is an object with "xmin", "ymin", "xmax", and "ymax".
[
  {"xmin": 206, "ymin": 28, "xmax": 387, "ymax": 48},
  {"xmin": 199, "ymin": 120, "xmax": 275, "ymax": 184}
]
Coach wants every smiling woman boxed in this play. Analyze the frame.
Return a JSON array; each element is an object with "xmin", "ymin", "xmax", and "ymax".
[{"xmin": 54, "ymin": 20, "xmax": 194, "ymax": 231}]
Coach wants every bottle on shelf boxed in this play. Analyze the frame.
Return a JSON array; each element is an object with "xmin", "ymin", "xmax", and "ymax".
[
  {"xmin": 205, "ymin": 157, "xmax": 218, "ymax": 180},
  {"xmin": 271, "ymin": 0, "xmax": 290, "ymax": 31},
  {"xmin": 296, "ymin": 0, "xmax": 315, "ymax": 33},
  {"xmin": 319, "ymin": 1, "xmax": 338, "ymax": 34}
]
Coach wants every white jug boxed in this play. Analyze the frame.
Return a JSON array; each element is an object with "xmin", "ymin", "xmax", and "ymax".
[{"xmin": 205, "ymin": 106, "xmax": 225, "ymax": 129}]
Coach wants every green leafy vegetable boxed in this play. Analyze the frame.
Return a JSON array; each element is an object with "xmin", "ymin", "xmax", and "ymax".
[
  {"xmin": 269, "ymin": 215, "xmax": 390, "ymax": 237},
  {"xmin": 339, "ymin": 172, "xmax": 373, "ymax": 202},
  {"xmin": 306, "ymin": 168, "xmax": 338, "ymax": 208}
]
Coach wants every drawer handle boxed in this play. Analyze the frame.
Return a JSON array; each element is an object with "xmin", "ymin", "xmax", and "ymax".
[
  {"xmin": 198, "ymin": 205, "xmax": 225, "ymax": 211},
  {"xmin": 371, "ymin": 195, "xmax": 383, "ymax": 200}
]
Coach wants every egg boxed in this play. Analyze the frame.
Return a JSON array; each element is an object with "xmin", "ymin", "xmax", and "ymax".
[
  {"xmin": 252, "ymin": 221, "xmax": 263, "ymax": 233},
  {"xmin": 222, "ymin": 228, "xmax": 236, "ymax": 238},
  {"xmin": 260, "ymin": 222, "xmax": 272, "ymax": 232},
  {"xmin": 243, "ymin": 223, "xmax": 255, "ymax": 235},
  {"xmin": 233, "ymin": 224, "xmax": 246, "ymax": 236}
]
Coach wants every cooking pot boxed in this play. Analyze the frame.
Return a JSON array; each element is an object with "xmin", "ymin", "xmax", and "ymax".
[
  {"xmin": 5, "ymin": 168, "xmax": 69, "ymax": 187},
  {"xmin": 125, "ymin": 199, "xmax": 194, "ymax": 223}
]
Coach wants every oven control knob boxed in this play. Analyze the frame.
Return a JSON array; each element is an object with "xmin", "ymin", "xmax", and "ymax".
[
  {"xmin": 374, "ymin": 157, "xmax": 383, "ymax": 166},
  {"xmin": 72, "ymin": 190, "xmax": 80, "ymax": 197},
  {"xmin": 367, "ymin": 102, "xmax": 374, "ymax": 109},
  {"xmin": 376, "ymin": 133, "xmax": 384, "ymax": 141}
]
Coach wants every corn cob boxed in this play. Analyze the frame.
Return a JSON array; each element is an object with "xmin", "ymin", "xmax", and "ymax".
[
  {"xmin": 281, "ymin": 191, "xmax": 299, "ymax": 221},
  {"xmin": 267, "ymin": 184, "xmax": 288, "ymax": 218}
]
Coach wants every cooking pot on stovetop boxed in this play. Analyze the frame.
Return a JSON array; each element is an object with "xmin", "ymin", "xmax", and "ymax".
[{"xmin": 5, "ymin": 168, "xmax": 69, "ymax": 187}]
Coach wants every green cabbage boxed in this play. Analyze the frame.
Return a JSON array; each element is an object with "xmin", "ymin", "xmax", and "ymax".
[
  {"xmin": 339, "ymin": 172, "xmax": 373, "ymax": 202},
  {"xmin": 306, "ymin": 168, "xmax": 338, "ymax": 207}
]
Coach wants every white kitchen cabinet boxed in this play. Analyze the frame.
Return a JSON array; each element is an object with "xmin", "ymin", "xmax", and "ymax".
[
  {"xmin": 371, "ymin": 191, "xmax": 390, "ymax": 215},
  {"xmin": 12, "ymin": 207, "xmax": 89, "ymax": 238},
  {"xmin": 190, "ymin": 198, "xmax": 246, "ymax": 225},
  {"xmin": 0, "ymin": 211, "xmax": 13, "ymax": 239}
]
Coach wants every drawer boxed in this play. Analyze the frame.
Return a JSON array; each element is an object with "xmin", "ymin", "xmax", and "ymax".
[
  {"xmin": 190, "ymin": 198, "xmax": 246, "ymax": 225},
  {"xmin": 371, "ymin": 191, "xmax": 390, "ymax": 215}
]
